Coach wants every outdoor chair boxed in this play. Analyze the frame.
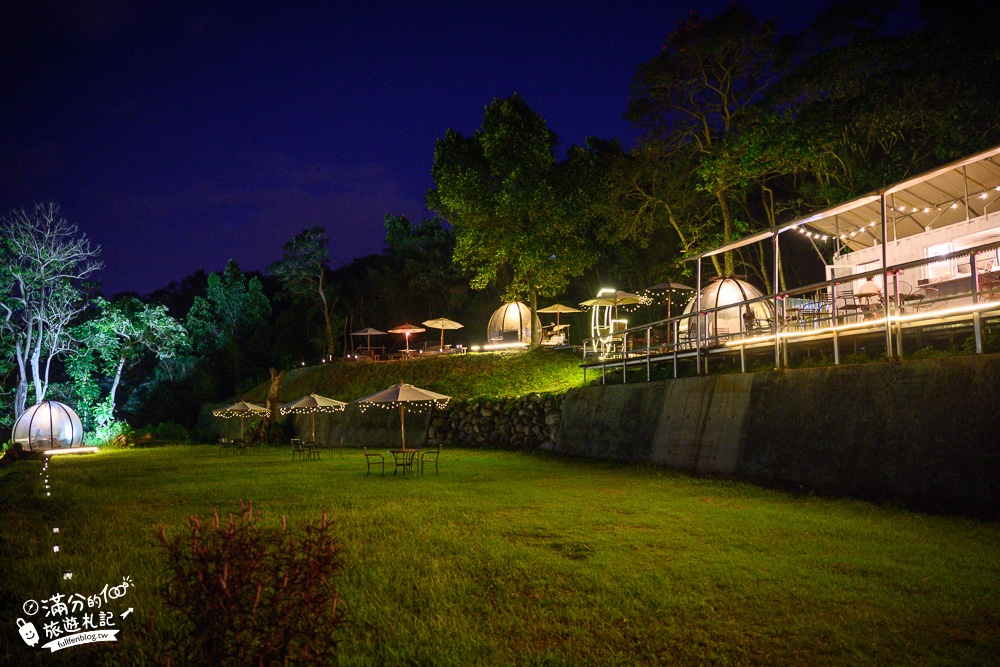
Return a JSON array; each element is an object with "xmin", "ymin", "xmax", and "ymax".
[
  {"xmin": 836, "ymin": 287, "xmax": 863, "ymax": 323},
  {"xmin": 420, "ymin": 443, "xmax": 441, "ymax": 475},
  {"xmin": 364, "ymin": 447, "xmax": 384, "ymax": 476},
  {"xmin": 219, "ymin": 437, "xmax": 230, "ymax": 455},
  {"xmin": 291, "ymin": 438, "xmax": 308, "ymax": 461}
]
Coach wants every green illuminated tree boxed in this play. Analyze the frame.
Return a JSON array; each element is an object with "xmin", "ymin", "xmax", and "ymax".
[
  {"xmin": 70, "ymin": 296, "xmax": 187, "ymax": 428},
  {"xmin": 0, "ymin": 203, "xmax": 102, "ymax": 418},
  {"xmin": 428, "ymin": 94, "xmax": 598, "ymax": 345}
]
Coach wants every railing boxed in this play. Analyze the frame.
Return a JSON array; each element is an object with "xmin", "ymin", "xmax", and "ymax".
[{"xmin": 582, "ymin": 239, "xmax": 1000, "ymax": 380}]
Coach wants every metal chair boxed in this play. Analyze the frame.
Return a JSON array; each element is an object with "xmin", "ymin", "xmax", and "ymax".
[
  {"xmin": 420, "ymin": 444, "xmax": 441, "ymax": 475},
  {"xmin": 363, "ymin": 447, "xmax": 384, "ymax": 476},
  {"xmin": 291, "ymin": 438, "xmax": 308, "ymax": 461},
  {"xmin": 219, "ymin": 437, "xmax": 230, "ymax": 455}
]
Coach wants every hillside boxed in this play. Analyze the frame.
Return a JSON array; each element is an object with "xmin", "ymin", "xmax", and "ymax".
[{"xmin": 242, "ymin": 348, "xmax": 585, "ymax": 403}]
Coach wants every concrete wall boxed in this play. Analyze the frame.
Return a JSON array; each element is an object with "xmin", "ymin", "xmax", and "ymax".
[{"xmin": 558, "ymin": 355, "xmax": 1000, "ymax": 516}]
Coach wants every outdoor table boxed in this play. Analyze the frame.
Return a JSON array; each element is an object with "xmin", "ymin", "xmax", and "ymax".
[
  {"xmin": 389, "ymin": 449, "xmax": 419, "ymax": 476},
  {"xmin": 305, "ymin": 441, "xmax": 321, "ymax": 459}
]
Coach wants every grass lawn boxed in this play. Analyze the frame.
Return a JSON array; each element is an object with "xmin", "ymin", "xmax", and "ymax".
[{"xmin": 1, "ymin": 445, "xmax": 998, "ymax": 666}]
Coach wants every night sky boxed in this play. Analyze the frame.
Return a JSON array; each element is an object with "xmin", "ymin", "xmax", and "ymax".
[{"xmin": 2, "ymin": 1, "xmax": 871, "ymax": 297}]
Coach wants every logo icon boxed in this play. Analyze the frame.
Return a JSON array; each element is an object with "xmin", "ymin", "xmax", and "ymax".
[{"xmin": 17, "ymin": 618, "xmax": 39, "ymax": 647}]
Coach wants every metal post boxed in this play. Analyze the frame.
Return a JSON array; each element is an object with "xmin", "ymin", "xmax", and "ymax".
[
  {"xmin": 773, "ymin": 232, "xmax": 781, "ymax": 369},
  {"xmin": 832, "ymin": 283, "xmax": 840, "ymax": 365},
  {"xmin": 781, "ymin": 297, "xmax": 789, "ymax": 368},
  {"xmin": 740, "ymin": 344, "xmax": 746, "ymax": 373},
  {"xmin": 622, "ymin": 331, "xmax": 627, "ymax": 383},
  {"xmin": 971, "ymin": 251, "xmax": 983, "ymax": 354},
  {"xmin": 695, "ymin": 259, "xmax": 703, "ymax": 375},
  {"xmin": 646, "ymin": 326, "xmax": 651, "ymax": 382},
  {"xmin": 892, "ymin": 271, "xmax": 903, "ymax": 358},
  {"xmin": 881, "ymin": 194, "xmax": 893, "ymax": 358},
  {"xmin": 672, "ymin": 320, "xmax": 679, "ymax": 379}
]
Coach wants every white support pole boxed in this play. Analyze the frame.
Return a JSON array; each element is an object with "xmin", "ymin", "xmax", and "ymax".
[
  {"xmin": 695, "ymin": 259, "xmax": 703, "ymax": 375},
  {"xmin": 971, "ymin": 251, "xmax": 983, "ymax": 354},
  {"xmin": 881, "ymin": 193, "xmax": 893, "ymax": 358},
  {"xmin": 773, "ymin": 232, "xmax": 781, "ymax": 369}
]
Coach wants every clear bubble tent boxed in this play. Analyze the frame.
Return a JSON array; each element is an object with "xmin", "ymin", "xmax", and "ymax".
[
  {"xmin": 12, "ymin": 401, "xmax": 84, "ymax": 451},
  {"xmin": 487, "ymin": 302, "xmax": 542, "ymax": 344}
]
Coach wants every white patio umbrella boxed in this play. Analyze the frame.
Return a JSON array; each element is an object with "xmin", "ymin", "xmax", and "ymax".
[
  {"xmin": 422, "ymin": 317, "xmax": 463, "ymax": 351},
  {"xmin": 279, "ymin": 394, "xmax": 347, "ymax": 443},
  {"xmin": 355, "ymin": 383, "xmax": 450, "ymax": 450},
  {"xmin": 212, "ymin": 401, "xmax": 270, "ymax": 441},
  {"xmin": 388, "ymin": 323, "xmax": 425, "ymax": 352},
  {"xmin": 579, "ymin": 291, "xmax": 647, "ymax": 320},
  {"xmin": 350, "ymin": 326, "xmax": 387, "ymax": 350},
  {"xmin": 537, "ymin": 303, "xmax": 583, "ymax": 327}
]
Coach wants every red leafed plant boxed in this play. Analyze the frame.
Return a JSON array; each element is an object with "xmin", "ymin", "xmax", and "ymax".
[{"xmin": 156, "ymin": 500, "xmax": 346, "ymax": 666}]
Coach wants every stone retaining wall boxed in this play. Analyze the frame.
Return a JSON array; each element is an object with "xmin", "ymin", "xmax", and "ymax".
[{"xmin": 427, "ymin": 394, "xmax": 562, "ymax": 450}]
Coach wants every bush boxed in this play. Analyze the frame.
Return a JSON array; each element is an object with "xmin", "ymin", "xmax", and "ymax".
[
  {"xmin": 190, "ymin": 427, "xmax": 219, "ymax": 444},
  {"xmin": 156, "ymin": 501, "xmax": 346, "ymax": 666},
  {"xmin": 86, "ymin": 420, "xmax": 135, "ymax": 448},
  {"xmin": 155, "ymin": 422, "xmax": 189, "ymax": 441}
]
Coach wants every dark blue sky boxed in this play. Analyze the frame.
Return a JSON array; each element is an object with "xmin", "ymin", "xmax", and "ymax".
[{"xmin": 2, "ymin": 1, "xmax": 899, "ymax": 296}]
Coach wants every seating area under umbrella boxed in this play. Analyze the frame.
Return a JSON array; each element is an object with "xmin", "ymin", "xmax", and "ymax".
[
  {"xmin": 388, "ymin": 323, "xmax": 425, "ymax": 353},
  {"xmin": 279, "ymin": 394, "xmax": 347, "ymax": 443},
  {"xmin": 212, "ymin": 401, "xmax": 270, "ymax": 441},
  {"xmin": 422, "ymin": 317, "xmax": 463, "ymax": 351},
  {"xmin": 355, "ymin": 383, "xmax": 450, "ymax": 451}
]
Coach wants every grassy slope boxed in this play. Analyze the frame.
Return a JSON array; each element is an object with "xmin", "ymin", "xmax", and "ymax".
[
  {"xmin": 1, "ymin": 447, "xmax": 997, "ymax": 666},
  {"xmin": 243, "ymin": 347, "xmax": 586, "ymax": 403}
]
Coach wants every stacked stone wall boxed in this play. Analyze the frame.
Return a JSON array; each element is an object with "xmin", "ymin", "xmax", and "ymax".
[{"xmin": 427, "ymin": 394, "xmax": 562, "ymax": 450}]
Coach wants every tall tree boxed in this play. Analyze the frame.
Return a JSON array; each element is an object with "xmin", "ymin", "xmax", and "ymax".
[
  {"xmin": 0, "ymin": 203, "xmax": 102, "ymax": 418},
  {"xmin": 269, "ymin": 228, "xmax": 337, "ymax": 360},
  {"xmin": 185, "ymin": 261, "xmax": 270, "ymax": 383},
  {"xmin": 627, "ymin": 3, "xmax": 788, "ymax": 275},
  {"xmin": 70, "ymin": 296, "xmax": 187, "ymax": 428},
  {"xmin": 428, "ymin": 94, "xmax": 597, "ymax": 345}
]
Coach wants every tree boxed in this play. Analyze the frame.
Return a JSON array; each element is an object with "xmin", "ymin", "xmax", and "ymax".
[
  {"xmin": 428, "ymin": 94, "xmax": 598, "ymax": 345},
  {"xmin": 0, "ymin": 203, "xmax": 102, "ymax": 418},
  {"xmin": 269, "ymin": 228, "xmax": 338, "ymax": 360},
  {"xmin": 627, "ymin": 4, "xmax": 789, "ymax": 275},
  {"xmin": 70, "ymin": 296, "xmax": 187, "ymax": 428}
]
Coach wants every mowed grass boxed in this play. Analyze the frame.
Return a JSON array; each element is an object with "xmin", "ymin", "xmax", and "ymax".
[{"xmin": 1, "ymin": 446, "xmax": 998, "ymax": 666}]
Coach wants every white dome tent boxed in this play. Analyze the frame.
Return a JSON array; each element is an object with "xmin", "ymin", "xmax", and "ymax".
[
  {"xmin": 13, "ymin": 401, "xmax": 85, "ymax": 452},
  {"xmin": 487, "ymin": 302, "xmax": 541, "ymax": 344},
  {"xmin": 678, "ymin": 277, "xmax": 773, "ymax": 340}
]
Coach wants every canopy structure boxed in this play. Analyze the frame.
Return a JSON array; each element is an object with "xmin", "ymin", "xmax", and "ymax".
[
  {"xmin": 536, "ymin": 303, "xmax": 582, "ymax": 327},
  {"xmin": 678, "ymin": 277, "xmax": 773, "ymax": 339},
  {"xmin": 212, "ymin": 401, "xmax": 270, "ymax": 441},
  {"xmin": 487, "ymin": 302, "xmax": 540, "ymax": 344},
  {"xmin": 422, "ymin": 317, "xmax": 463, "ymax": 351},
  {"xmin": 350, "ymin": 327, "xmax": 387, "ymax": 349},
  {"xmin": 356, "ymin": 383, "xmax": 451, "ymax": 450},
  {"xmin": 581, "ymin": 290, "xmax": 649, "ymax": 342},
  {"xmin": 280, "ymin": 394, "xmax": 347, "ymax": 443},
  {"xmin": 647, "ymin": 281, "xmax": 695, "ymax": 320},
  {"xmin": 388, "ymin": 323, "xmax": 425, "ymax": 352},
  {"xmin": 13, "ymin": 401, "xmax": 84, "ymax": 451}
]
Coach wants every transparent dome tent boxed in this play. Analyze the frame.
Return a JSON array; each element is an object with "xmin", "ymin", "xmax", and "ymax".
[
  {"xmin": 678, "ymin": 277, "xmax": 773, "ymax": 339},
  {"xmin": 13, "ymin": 401, "xmax": 84, "ymax": 452},
  {"xmin": 487, "ymin": 302, "xmax": 541, "ymax": 344}
]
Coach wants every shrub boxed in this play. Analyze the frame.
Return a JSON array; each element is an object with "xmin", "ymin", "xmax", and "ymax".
[
  {"xmin": 156, "ymin": 500, "xmax": 346, "ymax": 666},
  {"xmin": 86, "ymin": 420, "xmax": 135, "ymax": 448},
  {"xmin": 154, "ymin": 422, "xmax": 189, "ymax": 441}
]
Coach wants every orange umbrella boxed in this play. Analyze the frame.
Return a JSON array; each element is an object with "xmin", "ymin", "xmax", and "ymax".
[{"xmin": 388, "ymin": 323, "xmax": 425, "ymax": 352}]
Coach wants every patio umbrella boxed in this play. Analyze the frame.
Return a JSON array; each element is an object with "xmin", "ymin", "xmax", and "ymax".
[
  {"xmin": 648, "ymin": 281, "xmax": 695, "ymax": 320},
  {"xmin": 388, "ymin": 323, "xmax": 425, "ymax": 352},
  {"xmin": 422, "ymin": 317, "xmax": 464, "ymax": 351},
  {"xmin": 579, "ymin": 291, "xmax": 647, "ymax": 320},
  {"xmin": 350, "ymin": 327, "xmax": 387, "ymax": 349},
  {"xmin": 212, "ymin": 401, "xmax": 270, "ymax": 441},
  {"xmin": 536, "ymin": 303, "xmax": 583, "ymax": 327},
  {"xmin": 279, "ymin": 394, "xmax": 347, "ymax": 443},
  {"xmin": 356, "ymin": 383, "xmax": 450, "ymax": 450}
]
